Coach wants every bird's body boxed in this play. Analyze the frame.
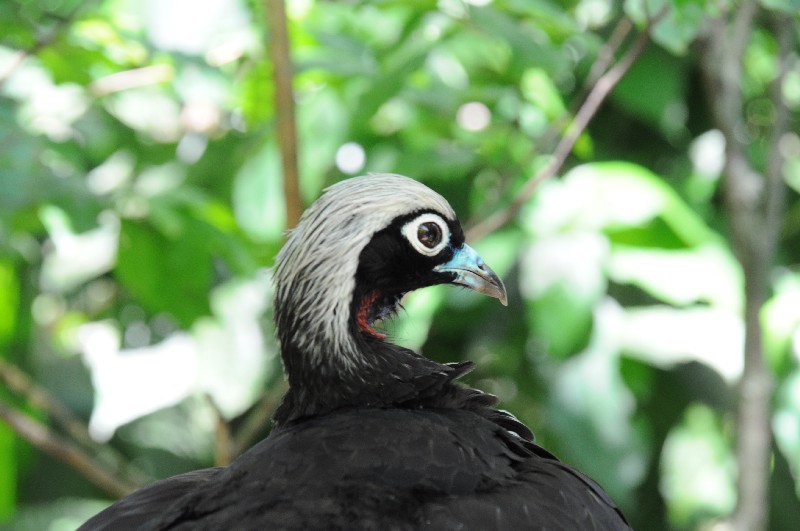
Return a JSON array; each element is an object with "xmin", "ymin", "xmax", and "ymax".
[{"xmin": 81, "ymin": 174, "xmax": 630, "ymax": 530}]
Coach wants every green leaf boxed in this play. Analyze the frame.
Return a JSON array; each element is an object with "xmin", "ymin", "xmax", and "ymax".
[
  {"xmin": 520, "ymin": 232, "xmax": 608, "ymax": 359},
  {"xmin": 0, "ymin": 424, "xmax": 15, "ymax": 520},
  {"xmin": 608, "ymin": 243, "xmax": 741, "ymax": 308},
  {"xmin": 520, "ymin": 68, "xmax": 566, "ymax": 119},
  {"xmin": 0, "ymin": 260, "xmax": 18, "ymax": 346},
  {"xmin": 774, "ymin": 371, "xmax": 800, "ymax": 507},
  {"xmin": 232, "ymin": 144, "xmax": 286, "ymax": 244},
  {"xmin": 611, "ymin": 46, "xmax": 688, "ymax": 138},
  {"xmin": 37, "ymin": 41, "xmax": 108, "ymax": 86},
  {"xmin": 762, "ymin": 273, "xmax": 800, "ymax": 375},
  {"xmin": 529, "ymin": 282, "xmax": 595, "ymax": 359},
  {"xmin": 238, "ymin": 59, "xmax": 274, "ymax": 129},
  {"xmin": 528, "ymin": 162, "xmax": 720, "ymax": 248},
  {"xmin": 546, "ymin": 344, "xmax": 646, "ymax": 506},
  {"xmin": 350, "ymin": 42, "xmax": 431, "ymax": 129},
  {"xmin": 115, "ymin": 219, "xmax": 212, "ymax": 327},
  {"xmin": 661, "ymin": 404, "xmax": 736, "ymax": 526},
  {"xmin": 0, "ymin": 103, "xmax": 48, "ymax": 212},
  {"xmin": 619, "ymin": 305, "xmax": 742, "ymax": 381},
  {"xmin": 468, "ymin": 5, "xmax": 561, "ymax": 75},
  {"xmin": 625, "ymin": 0, "xmax": 716, "ymax": 56}
]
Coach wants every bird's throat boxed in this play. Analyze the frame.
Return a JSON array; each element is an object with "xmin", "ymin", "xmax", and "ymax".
[{"xmin": 356, "ymin": 290, "xmax": 387, "ymax": 340}]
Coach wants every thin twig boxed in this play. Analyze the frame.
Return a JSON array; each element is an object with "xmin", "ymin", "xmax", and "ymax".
[
  {"xmin": 535, "ymin": 16, "xmax": 635, "ymax": 153},
  {"xmin": 90, "ymin": 64, "xmax": 173, "ymax": 96},
  {"xmin": 0, "ymin": 357, "xmax": 94, "ymax": 449},
  {"xmin": 265, "ymin": 0, "xmax": 303, "ymax": 229},
  {"xmin": 0, "ymin": 400, "xmax": 138, "ymax": 498},
  {"xmin": 467, "ymin": 13, "xmax": 663, "ymax": 242},
  {"xmin": 586, "ymin": 17, "xmax": 634, "ymax": 91},
  {"xmin": 0, "ymin": 357, "xmax": 150, "ymax": 488}
]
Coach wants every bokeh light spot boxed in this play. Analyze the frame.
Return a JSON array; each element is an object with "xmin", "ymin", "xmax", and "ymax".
[
  {"xmin": 335, "ymin": 142, "xmax": 366, "ymax": 174},
  {"xmin": 456, "ymin": 101, "xmax": 491, "ymax": 132}
]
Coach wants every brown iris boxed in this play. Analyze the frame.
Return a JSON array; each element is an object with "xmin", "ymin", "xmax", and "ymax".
[{"xmin": 417, "ymin": 222, "xmax": 442, "ymax": 249}]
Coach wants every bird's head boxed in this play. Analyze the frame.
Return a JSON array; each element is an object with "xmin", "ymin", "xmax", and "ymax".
[{"xmin": 273, "ymin": 174, "xmax": 506, "ymax": 380}]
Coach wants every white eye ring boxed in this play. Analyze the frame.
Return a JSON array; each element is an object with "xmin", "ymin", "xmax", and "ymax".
[{"xmin": 401, "ymin": 213, "xmax": 451, "ymax": 257}]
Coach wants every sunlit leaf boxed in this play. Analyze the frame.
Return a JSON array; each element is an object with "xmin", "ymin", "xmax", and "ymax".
[
  {"xmin": 468, "ymin": 4, "xmax": 561, "ymax": 74},
  {"xmin": 661, "ymin": 404, "xmax": 736, "ymax": 526},
  {"xmin": 625, "ymin": 0, "xmax": 716, "ymax": 55},
  {"xmin": 619, "ymin": 305, "xmax": 743, "ymax": 381},
  {"xmin": 232, "ymin": 143, "xmax": 285, "ymax": 245},
  {"xmin": 762, "ymin": 272, "xmax": 800, "ymax": 375},
  {"xmin": 238, "ymin": 58, "xmax": 274, "ymax": 129},
  {"xmin": 194, "ymin": 275, "xmax": 275, "ymax": 417},
  {"xmin": 38, "ymin": 206, "xmax": 118, "ymax": 292},
  {"xmin": 520, "ymin": 68, "xmax": 566, "ymax": 119},
  {"xmin": 608, "ymin": 243, "xmax": 741, "ymax": 308},
  {"xmin": 520, "ymin": 231, "xmax": 608, "ymax": 359},
  {"xmin": 527, "ymin": 161, "xmax": 720, "ymax": 248},
  {"xmin": 774, "ymin": 372, "xmax": 800, "ymax": 498}
]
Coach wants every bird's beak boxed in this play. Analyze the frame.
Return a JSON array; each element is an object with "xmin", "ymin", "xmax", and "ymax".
[{"xmin": 434, "ymin": 244, "xmax": 508, "ymax": 306}]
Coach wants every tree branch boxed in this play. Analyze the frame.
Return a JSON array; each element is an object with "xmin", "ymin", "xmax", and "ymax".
[
  {"xmin": 265, "ymin": 0, "xmax": 303, "ymax": 229},
  {"xmin": 0, "ymin": 357, "xmax": 93, "ymax": 449},
  {"xmin": 700, "ymin": 3, "xmax": 788, "ymax": 530},
  {"xmin": 0, "ymin": 358, "xmax": 150, "ymax": 492},
  {"xmin": 466, "ymin": 12, "xmax": 663, "ymax": 242},
  {"xmin": 0, "ymin": 400, "xmax": 138, "ymax": 498}
]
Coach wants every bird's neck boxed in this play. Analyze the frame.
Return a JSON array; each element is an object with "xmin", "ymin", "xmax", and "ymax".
[
  {"xmin": 273, "ymin": 337, "xmax": 474, "ymax": 425},
  {"xmin": 273, "ymin": 288, "xmax": 489, "ymax": 425}
]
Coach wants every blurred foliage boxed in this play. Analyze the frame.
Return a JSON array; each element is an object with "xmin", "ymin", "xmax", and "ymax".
[{"xmin": 0, "ymin": 0, "xmax": 799, "ymax": 530}]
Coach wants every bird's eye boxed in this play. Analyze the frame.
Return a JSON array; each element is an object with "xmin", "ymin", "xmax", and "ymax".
[
  {"xmin": 401, "ymin": 213, "xmax": 451, "ymax": 256},
  {"xmin": 417, "ymin": 222, "xmax": 442, "ymax": 249}
]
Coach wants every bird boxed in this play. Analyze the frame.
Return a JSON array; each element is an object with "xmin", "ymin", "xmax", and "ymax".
[{"xmin": 80, "ymin": 173, "xmax": 631, "ymax": 530}]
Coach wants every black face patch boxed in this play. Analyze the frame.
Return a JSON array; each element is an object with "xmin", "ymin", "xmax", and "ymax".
[{"xmin": 351, "ymin": 210, "xmax": 465, "ymax": 333}]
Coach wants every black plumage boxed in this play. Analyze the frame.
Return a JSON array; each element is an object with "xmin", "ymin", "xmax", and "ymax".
[{"xmin": 80, "ymin": 174, "xmax": 631, "ymax": 530}]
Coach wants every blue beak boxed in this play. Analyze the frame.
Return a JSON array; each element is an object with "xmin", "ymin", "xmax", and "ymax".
[{"xmin": 433, "ymin": 244, "xmax": 508, "ymax": 306}]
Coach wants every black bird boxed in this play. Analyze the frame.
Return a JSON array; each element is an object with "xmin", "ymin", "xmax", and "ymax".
[{"xmin": 81, "ymin": 174, "xmax": 631, "ymax": 530}]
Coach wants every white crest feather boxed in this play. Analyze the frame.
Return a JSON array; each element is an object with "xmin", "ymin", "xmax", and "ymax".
[{"xmin": 274, "ymin": 174, "xmax": 456, "ymax": 369}]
